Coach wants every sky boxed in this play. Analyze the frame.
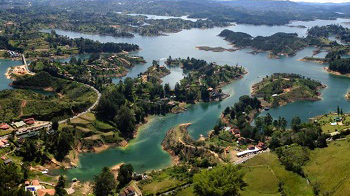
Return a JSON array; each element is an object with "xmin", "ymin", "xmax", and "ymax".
[{"xmin": 291, "ymin": 0, "xmax": 350, "ymax": 3}]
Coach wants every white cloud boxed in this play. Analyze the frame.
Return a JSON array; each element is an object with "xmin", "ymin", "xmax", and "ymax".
[{"xmin": 291, "ymin": 0, "xmax": 350, "ymax": 3}]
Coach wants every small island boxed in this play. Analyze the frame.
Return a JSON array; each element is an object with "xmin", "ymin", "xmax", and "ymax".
[
  {"xmin": 218, "ymin": 30, "xmax": 310, "ymax": 58},
  {"xmin": 195, "ymin": 46, "xmax": 237, "ymax": 52},
  {"xmin": 139, "ymin": 60, "xmax": 171, "ymax": 84},
  {"xmin": 166, "ymin": 57, "xmax": 247, "ymax": 102},
  {"xmin": 28, "ymin": 53, "xmax": 146, "ymax": 85},
  {"xmin": 325, "ymin": 58, "xmax": 350, "ymax": 77},
  {"xmin": 251, "ymin": 73, "xmax": 326, "ymax": 107}
]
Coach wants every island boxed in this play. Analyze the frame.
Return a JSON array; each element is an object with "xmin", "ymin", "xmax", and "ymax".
[
  {"xmin": 195, "ymin": 46, "xmax": 237, "ymax": 52},
  {"xmin": 140, "ymin": 60, "xmax": 171, "ymax": 84},
  {"xmin": 251, "ymin": 73, "xmax": 326, "ymax": 107}
]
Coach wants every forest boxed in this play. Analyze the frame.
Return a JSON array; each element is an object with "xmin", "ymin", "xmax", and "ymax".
[
  {"xmin": 252, "ymin": 73, "xmax": 324, "ymax": 107},
  {"xmin": 0, "ymin": 72, "xmax": 97, "ymax": 122},
  {"xmin": 219, "ymin": 30, "xmax": 318, "ymax": 56}
]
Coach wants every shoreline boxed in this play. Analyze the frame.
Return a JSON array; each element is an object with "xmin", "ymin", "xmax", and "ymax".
[
  {"xmin": 323, "ymin": 67, "xmax": 350, "ymax": 77},
  {"xmin": 298, "ymin": 57, "xmax": 326, "ymax": 64}
]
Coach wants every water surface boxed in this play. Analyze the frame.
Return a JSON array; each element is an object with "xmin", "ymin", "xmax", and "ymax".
[{"xmin": 10, "ymin": 18, "xmax": 350, "ymax": 180}]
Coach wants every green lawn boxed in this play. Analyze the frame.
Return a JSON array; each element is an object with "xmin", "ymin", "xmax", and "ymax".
[
  {"xmin": 316, "ymin": 114, "xmax": 350, "ymax": 133},
  {"xmin": 304, "ymin": 139, "xmax": 350, "ymax": 196},
  {"xmin": 175, "ymin": 186, "xmax": 195, "ymax": 196},
  {"xmin": 141, "ymin": 179, "xmax": 183, "ymax": 195},
  {"xmin": 241, "ymin": 153, "xmax": 314, "ymax": 196},
  {"xmin": 241, "ymin": 166, "xmax": 280, "ymax": 196}
]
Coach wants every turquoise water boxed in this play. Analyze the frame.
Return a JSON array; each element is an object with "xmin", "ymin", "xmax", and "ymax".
[{"xmin": 7, "ymin": 18, "xmax": 350, "ymax": 181}]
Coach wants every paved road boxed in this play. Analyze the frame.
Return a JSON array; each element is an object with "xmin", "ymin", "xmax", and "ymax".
[{"xmin": 59, "ymin": 84, "xmax": 101, "ymax": 124}]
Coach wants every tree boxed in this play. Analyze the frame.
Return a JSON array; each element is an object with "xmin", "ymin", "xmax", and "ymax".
[
  {"xmin": 55, "ymin": 175, "xmax": 68, "ymax": 196},
  {"xmin": 94, "ymin": 167, "xmax": 116, "ymax": 196},
  {"xmin": 164, "ymin": 83, "xmax": 171, "ymax": 96},
  {"xmin": 52, "ymin": 120, "xmax": 59, "ymax": 131},
  {"xmin": 291, "ymin": 117, "xmax": 301, "ymax": 131},
  {"xmin": 115, "ymin": 106, "xmax": 136, "ymax": 138},
  {"xmin": 193, "ymin": 164, "xmax": 245, "ymax": 196},
  {"xmin": 117, "ymin": 164, "xmax": 134, "ymax": 189}
]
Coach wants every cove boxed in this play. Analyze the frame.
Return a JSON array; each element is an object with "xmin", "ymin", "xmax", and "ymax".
[{"xmin": 13, "ymin": 18, "xmax": 350, "ymax": 181}]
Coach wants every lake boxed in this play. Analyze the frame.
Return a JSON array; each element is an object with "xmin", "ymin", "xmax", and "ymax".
[{"xmin": 6, "ymin": 18, "xmax": 350, "ymax": 181}]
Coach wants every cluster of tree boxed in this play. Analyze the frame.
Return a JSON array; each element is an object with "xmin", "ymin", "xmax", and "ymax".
[
  {"xmin": 6, "ymin": 72, "xmax": 96, "ymax": 122},
  {"xmin": 276, "ymin": 145, "xmax": 310, "ymax": 176},
  {"xmin": 219, "ymin": 30, "xmax": 313, "ymax": 55},
  {"xmin": 29, "ymin": 53, "xmax": 144, "ymax": 90},
  {"xmin": 222, "ymin": 95, "xmax": 262, "ymax": 126},
  {"xmin": 48, "ymin": 31, "xmax": 139, "ymax": 53},
  {"xmin": 0, "ymin": 163, "xmax": 32, "ymax": 196},
  {"xmin": 253, "ymin": 73, "xmax": 323, "ymax": 97},
  {"xmin": 93, "ymin": 164, "xmax": 134, "ymax": 196},
  {"xmin": 252, "ymin": 73, "xmax": 324, "ymax": 107},
  {"xmin": 193, "ymin": 164, "xmax": 246, "ymax": 196},
  {"xmin": 95, "ymin": 77, "xmax": 175, "ymax": 138},
  {"xmin": 308, "ymin": 25, "xmax": 350, "ymax": 43},
  {"xmin": 167, "ymin": 57, "xmax": 245, "ymax": 102},
  {"xmin": 325, "ymin": 49, "xmax": 347, "ymax": 61},
  {"xmin": 329, "ymin": 58, "xmax": 350, "ymax": 74}
]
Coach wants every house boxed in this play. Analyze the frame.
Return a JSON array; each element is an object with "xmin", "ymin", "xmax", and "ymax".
[
  {"xmin": 167, "ymin": 101, "xmax": 175, "ymax": 106},
  {"xmin": 257, "ymin": 142, "xmax": 267, "ymax": 150},
  {"xmin": 37, "ymin": 189, "xmax": 55, "ymax": 196},
  {"xmin": 4, "ymin": 159, "xmax": 12, "ymax": 165},
  {"xmin": 232, "ymin": 128, "xmax": 240, "ymax": 134},
  {"xmin": 236, "ymin": 146, "xmax": 260, "ymax": 157},
  {"xmin": 32, "ymin": 180, "xmax": 40, "ymax": 186},
  {"xmin": 223, "ymin": 127, "xmax": 231, "ymax": 132},
  {"xmin": 0, "ymin": 123, "xmax": 10, "ymax": 130},
  {"xmin": 120, "ymin": 186, "xmax": 138, "ymax": 196},
  {"xmin": 247, "ymin": 145, "xmax": 255, "ymax": 150},
  {"xmin": 23, "ymin": 118, "xmax": 35, "ymax": 125},
  {"xmin": 13, "ymin": 121, "xmax": 26, "ymax": 128}
]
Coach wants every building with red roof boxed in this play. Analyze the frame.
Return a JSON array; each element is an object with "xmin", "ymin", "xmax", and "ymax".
[
  {"xmin": 23, "ymin": 118, "xmax": 35, "ymax": 125},
  {"xmin": 0, "ymin": 123, "xmax": 10, "ymax": 130},
  {"xmin": 37, "ymin": 189, "xmax": 55, "ymax": 196}
]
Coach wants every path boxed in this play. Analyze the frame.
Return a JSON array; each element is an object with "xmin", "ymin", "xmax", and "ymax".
[
  {"xmin": 178, "ymin": 137, "xmax": 224, "ymax": 163},
  {"xmin": 59, "ymin": 84, "xmax": 101, "ymax": 124}
]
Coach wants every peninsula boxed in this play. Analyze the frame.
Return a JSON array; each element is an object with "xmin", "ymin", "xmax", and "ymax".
[{"xmin": 251, "ymin": 73, "xmax": 326, "ymax": 107}]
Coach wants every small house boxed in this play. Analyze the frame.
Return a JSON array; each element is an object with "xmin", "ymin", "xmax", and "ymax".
[
  {"xmin": 0, "ymin": 123, "xmax": 10, "ymax": 130},
  {"xmin": 120, "ymin": 186, "xmax": 137, "ymax": 196},
  {"xmin": 13, "ymin": 121, "xmax": 26, "ymax": 128},
  {"xmin": 248, "ymin": 145, "xmax": 255, "ymax": 150},
  {"xmin": 23, "ymin": 118, "xmax": 35, "ymax": 125},
  {"xmin": 32, "ymin": 180, "xmax": 40, "ymax": 186},
  {"xmin": 37, "ymin": 189, "xmax": 55, "ymax": 196},
  {"xmin": 4, "ymin": 159, "xmax": 12, "ymax": 165},
  {"xmin": 257, "ymin": 142, "xmax": 267, "ymax": 150}
]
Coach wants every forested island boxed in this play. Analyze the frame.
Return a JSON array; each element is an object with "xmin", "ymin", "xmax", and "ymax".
[
  {"xmin": 29, "ymin": 53, "xmax": 146, "ymax": 88},
  {"xmin": 251, "ymin": 73, "xmax": 325, "ymax": 107},
  {"xmin": 218, "ymin": 30, "xmax": 323, "ymax": 57},
  {"xmin": 1, "ymin": 72, "xmax": 97, "ymax": 122},
  {"xmin": 308, "ymin": 24, "xmax": 350, "ymax": 43},
  {"xmin": 0, "ymin": 30, "xmax": 139, "ymax": 59},
  {"xmin": 195, "ymin": 46, "xmax": 236, "ymax": 52}
]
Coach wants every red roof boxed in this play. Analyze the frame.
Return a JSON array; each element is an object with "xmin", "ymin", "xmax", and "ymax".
[
  {"xmin": 32, "ymin": 180, "xmax": 40, "ymax": 186},
  {"xmin": 0, "ymin": 124, "xmax": 10, "ymax": 130},
  {"xmin": 25, "ymin": 120, "xmax": 35, "ymax": 125},
  {"xmin": 37, "ymin": 189, "xmax": 55, "ymax": 196}
]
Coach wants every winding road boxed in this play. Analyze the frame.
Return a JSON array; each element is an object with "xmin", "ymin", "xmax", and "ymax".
[{"xmin": 59, "ymin": 84, "xmax": 101, "ymax": 124}]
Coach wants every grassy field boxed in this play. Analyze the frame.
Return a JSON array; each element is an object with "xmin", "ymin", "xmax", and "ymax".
[
  {"xmin": 314, "ymin": 113, "xmax": 350, "ymax": 133},
  {"xmin": 304, "ymin": 139, "xmax": 350, "ymax": 196},
  {"xmin": 61, "ymin": 112, "xmax": 124, "ymax": 150},
  {"xmin": 175, "ymin": 186, "xmax": 195, "ymax": 196},
  {"xmin": 241, "ymin": 153, "xmax": 314, "ymax": 196}
]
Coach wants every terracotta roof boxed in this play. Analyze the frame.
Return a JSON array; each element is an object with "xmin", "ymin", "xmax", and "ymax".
[
  {"xmin": 32, "ymin": 180, "xmax": 40, "ymax": 186},
  {"xmin": 37, "ymin": 189, "xmax": 55, "ymax": 196},
  {"xmin": 0, "ymin": 124, "xmax": 9, "ymax": 129}
]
